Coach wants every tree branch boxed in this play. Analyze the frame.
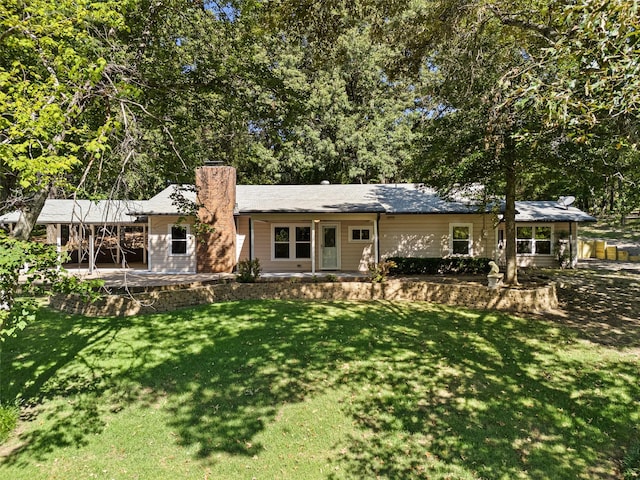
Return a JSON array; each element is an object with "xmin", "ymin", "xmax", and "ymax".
[{"xmin": 487, "ymin": 4, "xmax": 558, "ymax": 42}]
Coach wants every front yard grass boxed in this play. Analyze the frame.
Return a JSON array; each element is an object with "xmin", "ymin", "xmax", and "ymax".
[{"xmin": 1, "ymin": 300, "xmax": 638, "ymax": 479}]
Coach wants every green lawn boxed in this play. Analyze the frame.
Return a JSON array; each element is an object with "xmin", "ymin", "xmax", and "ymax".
[
  {"xmin": 0, "ymin": 300, "xmax": 638, "ymax": 479},
  {"xmin": 580, "ymin": 218, "xmax": 640, "ymax": 242}
]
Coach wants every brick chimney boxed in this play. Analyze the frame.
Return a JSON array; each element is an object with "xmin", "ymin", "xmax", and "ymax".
[{"xmin": 195, "ymin": 165, "xmax": 237, "ymax": 273}]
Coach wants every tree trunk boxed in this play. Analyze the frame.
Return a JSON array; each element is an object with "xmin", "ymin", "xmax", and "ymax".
[
  {"xmin": 504, "ymin": 153, "xmax": 519, "ymax": 285},
  {"xmin": 11, "ymin": 187, "xmax": 49, "ymax": 241}
]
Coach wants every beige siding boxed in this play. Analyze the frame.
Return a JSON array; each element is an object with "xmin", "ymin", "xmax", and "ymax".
[
  {"xmin": 236, "ymin": 216, "xmax": 250, "ymax": 262},
  {"xmin": 340, "ymin": 220, "xmax": 376, "ymax": 272},
  {"xmin": 148, "ymin": 216, "xmax": 196, "ymax": 273},
  {"xmin": 240, "ymin": 214, "xmax": 377, "ymax": 272},
  {"xmin": 379, "ymin": 214, "xmax": 495, "ymax": 259}
]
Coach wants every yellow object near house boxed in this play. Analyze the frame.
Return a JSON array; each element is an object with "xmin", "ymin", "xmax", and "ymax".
[
  {"xmin": 578, "ymin": 240, "xmax": 595, "ymax": 259},
  {"xmin": 595, "ymin": 240, "xmax": 607, "ymax": 259},
  {"xmin": 606, "ymin": 245, "xmax": 618, "ymax": 260},
  {"xmin": 617, "ymin": 250, "xmax": 630, "ymax": 261}
]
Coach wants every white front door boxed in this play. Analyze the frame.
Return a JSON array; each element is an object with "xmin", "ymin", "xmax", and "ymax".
[{"xmin": 321, "ymin": 224, "xmax": 340, "ymax": 270}]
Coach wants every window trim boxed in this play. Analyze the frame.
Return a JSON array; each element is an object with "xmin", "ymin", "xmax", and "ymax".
[
  {"xmin": 516, "ymin": 224, "xmax": 553, "ymax": 256},
  {"xmin": 348, "ymin": 226, "xmax": 372, "ymax": 243},
  {"xmin": 271, "ymin": 224, "xmax": 312, "ymax": 261},
  {"xmin": 449, "ymin": 223, "xmax": 473, "ymax": 256},
  {"xmin": 168, "ymin": 224, "xmax": 190, "ymax": 257}
]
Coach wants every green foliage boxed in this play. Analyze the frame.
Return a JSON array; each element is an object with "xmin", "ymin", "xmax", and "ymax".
[
  {"xmin": 0, "ymin": 232, "xmax": 102, "ymax": 341},
  {"xmin": 514, "ymin": 0, "xmax": 640, "ymax": 216},
  {"xmin": 0, "ymin": 403, "xmax": 19, "ymax": 443},
  {"xmin": 368, "ymin": 259, "xmax": 397, "ymax": 283},
  {"xmin": 0, "ymin": 0, "xmax": 126, "ymax": 193},
  {"xmin": 388, "ymin": 256, "xmax": 492, "ymax": 275},
  {"xmin": 236, "ymin": 258, "xmax": 261, "ymax": 283},
  {"xmin": 523, "ymin": 0, "xmax": 640, "ymax": 138},
  {"xmin": 623, "ymin": 437, "xmax": 640, "ymax": 480}
]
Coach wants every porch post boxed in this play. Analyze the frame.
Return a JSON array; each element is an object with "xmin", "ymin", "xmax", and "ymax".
[
  {"xmin": 89, "ymin": 225, "xmax": 95, "ymax": 274},
  {"xmin": 311, "ymin": 220, "xmax": 316, "ymax": 274},
  {"xmin": 374, "ymin": 214, "xmax": 380, "ymax": 265},
  {"xmin": 116, "ymin": 225, "xmax": 122, "ymax": 266},
  {"xmin": 56, "ymin": 224, "xmax": 62, "ymax": 253},
  {"xmin": 146, "ymin": 218, "xmax": 152, "ymax": 271},
  {"xmin": 77, "ymin": 226, "xmax": 82, "ymax": 267},
  {"xmin": 249, "ymin": 217, "xmax": 254, "ymax": 261},
  {"xmin": 569, "ymin": 222, "xmax": 575, "ymax": 268},
  {"xmin": 143, "ymin": 225, "xmax": 148, "ymax": 265}
]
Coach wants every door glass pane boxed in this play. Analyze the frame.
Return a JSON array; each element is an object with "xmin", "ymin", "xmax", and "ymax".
[{"xmin": 324, "ymin": 227, "xmax": 336, "ymax": 247}]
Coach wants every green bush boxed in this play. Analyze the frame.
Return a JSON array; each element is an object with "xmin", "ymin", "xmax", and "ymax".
[
  {"xmin": 0, "ymin": 232, "xmax": 103, "ymax": 342},
  {"xmin": 623, "ymin": 439, "xmax": 640, "ymax": 480},
  {"xmin": 0, "ymin": 404, "xmax": 18, "ymax": 443},
  {"xmin": 236, "ymin": 258, "xmax": 261, "ymax": 283},
  {"xmin": 369, "ymin": 260, "xmax": 397, "ymax": 283},
  {"xmin": 387, "ymin": 257, "xmax": 492, "ymax": 275}
]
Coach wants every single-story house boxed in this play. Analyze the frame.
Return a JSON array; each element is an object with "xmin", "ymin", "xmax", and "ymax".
[{"xmin": 1, "ymin": 165, "xmax": 596, "ymax": 273}]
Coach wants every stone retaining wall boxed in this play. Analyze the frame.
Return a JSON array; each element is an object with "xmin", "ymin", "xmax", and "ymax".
[{"xmin": 49, "ymin": 279, "xmax": 557, "ymax": 317}]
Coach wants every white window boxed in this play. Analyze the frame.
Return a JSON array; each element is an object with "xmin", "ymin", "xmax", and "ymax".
[
  {"xmin": 450, "ymin": 223, "xmax": 473, "ymax": 256},
  {"xmin": 348, "ymin": 226, "xmax": 372, "ymax": 243},
  {"xmin": 273, "ymin": 225, "xmax": 311, "ymax": 260},
  {"xmin": 517, "ymin": 225, "xmax": 552, "ymax": 255},
  {"xmin": 169, "ymin": 224, "xmax": 189, "ymax": 256}
]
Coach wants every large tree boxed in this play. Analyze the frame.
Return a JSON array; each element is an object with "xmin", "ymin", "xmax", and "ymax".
[
  {"xmin": 369, "ymin": 0, "xmax": 562, "ymax": 284},
  {"xmin": 516, "ymin": 0, "xmax": 640, "ymax": 218},
  {"xmin": 0, "ymin": 0, "xmax": 128, "ymax": 239},
  {"xmin": 1, "ymin": 0, "xmax": 282, "ymax": 236}
]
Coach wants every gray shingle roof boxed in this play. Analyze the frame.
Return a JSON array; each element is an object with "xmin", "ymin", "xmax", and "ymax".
[
  {"xmin": 0, "ymin": 199, "xmax": 145, "ymax": 225},
  {"xmin": 134, "ymin": 183, "xmax": 486, "ymax": 215},
  {"xmin": 128, "ymin": 185, "xmax": 194, "ymax": 215},
  {"xmin": 1, "ymin": 185, "xmax": 597, "ymax": 225},
  {"xmin": 509, "ymin": 201, "xmax": 596, "ymax": 223}
]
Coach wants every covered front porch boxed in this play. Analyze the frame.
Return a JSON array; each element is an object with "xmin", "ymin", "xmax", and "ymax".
[{"xmin": 237, "ymin": 213, "xmax": 381, "ymax": 274}]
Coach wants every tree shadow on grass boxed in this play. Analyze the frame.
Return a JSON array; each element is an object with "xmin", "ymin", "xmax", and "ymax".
[
  {"xmin": 537, "ymin": 268, "xmax": 640, "ymax": 348},
  {"xmin": 330, "ymin": 302, "xmax": 639, "ymax": 479},
  {"xmin": 0, "ymin": 312, "xmax": 131, "ymax": 462},
  {"xmin": 1, "ymin": 299, "xmax": 638, "ymax": 478}
]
